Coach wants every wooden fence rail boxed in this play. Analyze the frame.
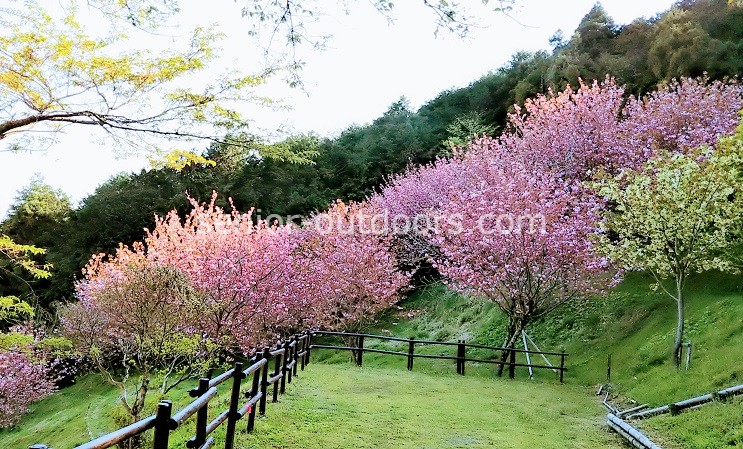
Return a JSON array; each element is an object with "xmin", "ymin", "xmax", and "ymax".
[
  {"xmin": 310, "ymin": 330, "xmax": 568, "ymax": 382},
  {"xmin": 31, "ymin": 332, "xmax": 313, "ymax": 449}
]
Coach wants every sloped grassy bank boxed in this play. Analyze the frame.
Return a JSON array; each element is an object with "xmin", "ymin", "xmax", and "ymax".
[{"xmin": 349, "ymin": 272, "xmax": 743, "ymax": 448}]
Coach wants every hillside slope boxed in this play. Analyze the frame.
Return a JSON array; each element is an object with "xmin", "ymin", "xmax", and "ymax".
[{"xmin": 354, "ymin": 272, "xmax": 743, "ymax": 448}]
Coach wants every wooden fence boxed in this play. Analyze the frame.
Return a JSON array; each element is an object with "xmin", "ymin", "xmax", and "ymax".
[
  {"xmin": 311, "ymin": 331, "xmax": 568, "ymax": 382},
  {"xmin": 31, "ymin": 330, "xmax": 568, "ymax": 449},
  {"xmin": 31, "ymin": 332, "xmax": 313, "ymax": 449}
]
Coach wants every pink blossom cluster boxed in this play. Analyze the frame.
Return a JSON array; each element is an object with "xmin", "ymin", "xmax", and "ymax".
[
  {"xmin": 0, "ymin": 350, "xmax": 55, "ymax": 427},
  {"xmin": 432, "ymin": 149, "xmax": 613, "ymax": 323},
  {"xmin": 73, "ymin": 194, "xmax": 409, "ymax": 356},
  {"xmin": 294, "ymin": 200, "xmax": 411, "ymax": 333},
  {"xmin": 500, "ymin": 76, "xmax": 743, "ymax": 180}
]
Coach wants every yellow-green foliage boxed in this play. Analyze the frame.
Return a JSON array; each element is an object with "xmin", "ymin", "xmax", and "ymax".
[
  {"xmin": 149, "ymin": 149, "xmax": 217, "ymax": 171},
  {"xmin": 0, "ymin": 332, "xmax": 34, "ymax": 352},
  {"xmin": 0, "ymin": 297, "xmax": 34, "ymax": 323},
  {"xmin": 0, "ymin": 1, "xmax": 282, "ymax": 158},
  {"xmin": 592, "ymin": 143, "xmax": 743, "ymax": 284},
  {"xmin": 0, "ymin": 235, "xmax": 51, "ymax": 281}
]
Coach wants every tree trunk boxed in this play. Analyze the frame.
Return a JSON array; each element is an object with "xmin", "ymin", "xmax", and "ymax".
[
  {"xmin": 672, "ymin": 280, "xmax": 685, "ymax": 369},
  {"xmin": 496, "ymin": 318, "xmax": 525, "ymax": 377},
  {"xmin": 120, "ymin": 377, "xmax": 150, "ymax": 449},
  {"xmin": 341, "ymin": 335, "xmax": 360, "ymax": 364}
]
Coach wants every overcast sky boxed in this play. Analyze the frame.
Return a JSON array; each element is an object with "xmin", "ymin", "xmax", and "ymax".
[{"xmin": 0, "ymin": 0, "xmax": 677, "ymax": 218}]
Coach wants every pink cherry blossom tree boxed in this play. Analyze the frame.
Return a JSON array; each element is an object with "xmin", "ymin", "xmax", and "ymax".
[
  {"xmin": 369, "ymin": 159, "xmax": 465, "ymax": 279},
  {"xmin": 500, "ymin": 76, "xmax": 631, "ymax": 179},
  {"xmin": 0, "ymin": 350, "xmax": 55, "ymax": 428},
  {"xmin": 143, "ymin": 193, "xmax": 301, "ymax": 354},
  {"xmin": 65, "ymin": 260, "xmax": 213, "ymax": 435},
  {"xmin": 432, "ymin": 148, "xmax": 613, "ymax": 374},
  {"xmin": 297, "ymin": 200, "xmax": 411, "ymax": 337},
  {"xmin": 374, "ymin": 75, "xmax": 742, "ymax": 283},
  {"xmin": 621, "ymin": 77, "xmax": 743, "ymax": 160}
]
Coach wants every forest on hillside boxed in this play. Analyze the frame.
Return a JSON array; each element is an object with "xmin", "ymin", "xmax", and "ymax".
[{"xmin": 2, "ymin": 0, "xmax": 742, "ymax": 314}]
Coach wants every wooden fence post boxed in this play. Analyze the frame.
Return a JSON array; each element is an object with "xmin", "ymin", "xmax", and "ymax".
[
  {"xmin": 152, "ymin": 400, "xmax": 172, "ymax": 449},
  {"xmin": 508, "ymin": 349, "xmax": 516, "ymax": 379},
  {"xmin": 247, "ymin": 355, "xmax": 262, "ymax": 433},
  {"xmin": 281, "ymin": 341, "xmax": 289, "ymax": 393},
  {"xmin": 273, "ymin": 348, "xmax": 282, "ymax": 403},
  {"xmin": 224, "ymin": 362, "xmax": 244, "ymax": 449},
  {"xmin": 407, "ymin": 338, "xmax": 415, "ymax": 371},
  {"xmin": 190, "ymin": 378, "xmax": 209, "ymax": 447},
  {"xmin": 357, "ymin": 335, "xmax": 364, "ymax": 367},
  {"xmin": 305, "ymin": 332, "xmax": 312, "ymax": 366},
  {"xmin": 559, "ymin": 352, "xmax": 566, "ymax": 383},
  {"xmin": 260, "ymin": 347, "xmax": 270, "ymax": 415},
  {"xmin": 299, "ymin": 334, "xmax": 306, "ymax": 371},
  {"xmin": 287, "ymin": 340, "xmax": 294, "ymax": 385},
  {"xmin": 292, "ymin": 335, "xmax": 299, "ymax": 377},
  {"xmin": 456, "ymin": 340, "xmax": 461, "ymax": 374}
]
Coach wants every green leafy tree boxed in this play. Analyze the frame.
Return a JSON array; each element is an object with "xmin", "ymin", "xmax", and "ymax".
[
  {"xmin": 592, "ymin": 131, "xmax": 743, "ymax": 368},
  {"xmin": 1, "ymin": 179, "xmax": 71, "ymax": 312},
  {"xmin": 0, "ymin": 235, "xmax": 48, "ymax": 327},
  {"xmin": 2, "ymin": 178, "xmax": 71, "ymax": 247},
  {"xmin": 442, "ymin": 111, "xmax": 498, "ymax": 152},
  {"xmin": 0, "ymin": 295, "xmax": 34, "ymax": 326},
  {"xmin": 647, "ymin": 9, "xmax": 724, "ymax": 81}
]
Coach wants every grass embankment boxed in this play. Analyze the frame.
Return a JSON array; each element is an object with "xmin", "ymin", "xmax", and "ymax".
[
  {"xmin": 0, "ymin": 375, "xmax": 196, "ymax": 448},
  {"xmin": 341, "ymin": 272, "xmax": 743, "ymax": 448}
]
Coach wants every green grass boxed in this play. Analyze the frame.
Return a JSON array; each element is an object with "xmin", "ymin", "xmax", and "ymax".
[
  {"xmin": 1, "ymin": 364, "xmax": 622, "ymax": 449},
  {"xmin": 0, "ymin": 375, "xmax": 120, "ymax": 448},
  {"xmin": 357, "ymin": 273, "xmax": 743, "ymax": 403},
  {"xmin": 235, "ymin": 364, "xmax": 622, "ymax": 449},
  {"xmin": 641, "ymin": 396, "xmax": 743, "ymax": 449},
  {"xmin": 349, "ymin": 272, "xmax": 743, "ymax": 448},
  {"xmin": 0, "ymin": 374, "xmax": 198, "ymax": 448}
]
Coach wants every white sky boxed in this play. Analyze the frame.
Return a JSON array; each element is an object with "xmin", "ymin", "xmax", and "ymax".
[{"xmin": 0, "ymin": 0, "xmax": 677, "ymax": 218}]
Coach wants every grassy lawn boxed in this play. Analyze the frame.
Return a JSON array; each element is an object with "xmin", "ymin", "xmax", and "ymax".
[
  {"xmin": 237, "ymin": 364, "xmax": 623, "ymax": 449},
  {"xmin": 0, "ymin": 374, "xmax": 196, "ymax": 449},
  {"xmin": 0, "ymin": 375, "xmax": 121, "ymax": 448},
  {"xmin": 0, "ymin": 363, "xmax": 622, "ymax": 449}
]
